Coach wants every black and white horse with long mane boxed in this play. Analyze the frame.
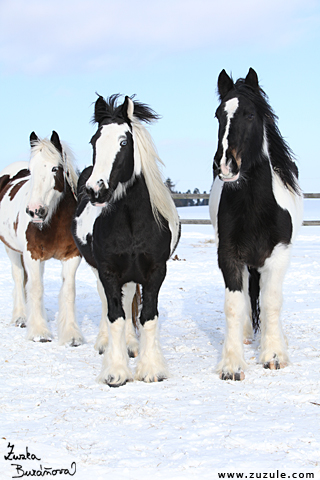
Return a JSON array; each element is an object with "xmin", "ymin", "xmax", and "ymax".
[
  {"xmin": 209, "ymin": 68, "xmax": 303, "ymax": 380},
  {"xmin": 0, "ymin": 131, "xmax": 83, "ymax": 345},
  {"xmin": 72, "ymin": 94, "xmax": 180, "ymax": 387}
]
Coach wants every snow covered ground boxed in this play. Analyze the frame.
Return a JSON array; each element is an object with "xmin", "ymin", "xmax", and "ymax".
[{"xmin": 0, "ymin": 203, "xmax": 319, "ymax": 479}]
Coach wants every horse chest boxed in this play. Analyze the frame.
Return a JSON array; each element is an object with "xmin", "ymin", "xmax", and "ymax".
[
  {"xmin": 218, "ymin": 186, "xmax": 292, "ymax": 269},
  {"xmin": 91, "ymin": 197, "xmax": 171, "ymax": 284},
  {"xmin": 26, "ymin": 192, "xmax": 79, "ymax": 261}
]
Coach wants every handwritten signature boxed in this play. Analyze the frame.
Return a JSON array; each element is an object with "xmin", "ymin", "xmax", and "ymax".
[{"xmin": 4, "ymin": 442, "xmax": 77, "ymax": 478}]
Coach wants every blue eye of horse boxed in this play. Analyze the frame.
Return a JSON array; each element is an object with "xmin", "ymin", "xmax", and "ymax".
[{"xmin": 120, "ymin": 140, "xmax": 127, "ymax": 146}]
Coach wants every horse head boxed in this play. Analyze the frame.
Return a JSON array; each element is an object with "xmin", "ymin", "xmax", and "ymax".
[
  {"xmin": 213, "ymin": 68, "xmax": 265, "ymax": 184},
  {"xmin": 26, "ymin": 131, "xmax": 66, "ymax": 225},
  {"xmin": 85, "ymin": 95, "xmax": 137, "ymax": 206}
]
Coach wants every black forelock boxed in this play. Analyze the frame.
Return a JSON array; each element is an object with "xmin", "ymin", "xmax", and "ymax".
[{"xmin": 91, "ymin": 94, "xmax": 161, "ymax": 125}]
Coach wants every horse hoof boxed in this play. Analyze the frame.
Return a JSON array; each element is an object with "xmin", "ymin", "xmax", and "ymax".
[
  {"xmin": 103, "ymin": 375, "xmax": 130, "ymax": 388},
  {"xmin": 263, "ymin": 355, "xmax": 287, "ymax": 370},
  {"xmin": 243, "ymin": 338, "xmax": 252, "ymax": 345},
  {"xmin": 32, "ymin": 335, "xmax": 52, "ymax": 343},
  {"xmin": 94, "ymin": 338, "xmax": 108, "ymax": 355},
  {"xmin": 14, "ymin": 317, "xmax": 27, "ymax": 328},
  {"xmin": 127, "ymin": 348, "xmax": 138, "ymax": 358},
  {"xmin": 220, "ymin": 370, "xmax": 245, "ymax": 381},
  {"xmin": 39, "ymin": 337, "xmax": 52, "ymax": 343},
  {"xmin": 145, "ymin": 375, "xmax": 166, "ymax": 383},
  {"xmin": 69, "ymin": 338, "xmax": 83, "ymax": 347}
]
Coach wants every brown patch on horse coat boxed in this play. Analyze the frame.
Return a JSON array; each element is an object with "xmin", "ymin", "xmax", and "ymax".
[
  {"xmin": 26, "ymin": 183, "xmax": 80, "ymax": 261},
  {"xmin": 231, "ymin": 148, "xmax": 242, "ymax": 168},
  {"xmin": 0, "ymin": 234, "xmax": 22, "ymax": 253},
  {"xmin": 53, "ymin": 166, "xmax": 65, "ymax": 192},
  {"xmin": 13, "ymin": 213, "xmax": 19, "ymax": 234},
  {"xmin": 0, "ymin": 174, "xmax": 10, "ymax": 194},
  {"xmin": 9, "ymin": 180, "xmax": 29, "ymax": 200},
  {"xmin": 0, "ymin": 169, "xmax": 30, "ymax": 203}
]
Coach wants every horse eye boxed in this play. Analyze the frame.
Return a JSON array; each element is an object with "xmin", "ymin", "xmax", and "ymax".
[
  {"xmin": 247, "ymin": 113, "xmax": 254, "ymax": 120},
  {"xmin": 52, "ymin": 166, "xmax": 59, "ymax": 172},
  {"xmin": 120, "ymin": 140, "xmax": 127, "ymax": 147}
]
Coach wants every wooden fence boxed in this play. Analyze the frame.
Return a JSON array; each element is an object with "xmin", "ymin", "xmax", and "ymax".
[{"xmin": 171, "ymin": 193, "xmax": 320, "ymax": 226}]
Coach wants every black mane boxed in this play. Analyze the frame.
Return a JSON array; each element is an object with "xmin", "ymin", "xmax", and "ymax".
[
  {"xmin": 232, "ymin": 78, "xmax": 300, "ymax": 194},
  {"xmin": 92, "ymin": 94, "xmax": 161, "ymax": 125}
]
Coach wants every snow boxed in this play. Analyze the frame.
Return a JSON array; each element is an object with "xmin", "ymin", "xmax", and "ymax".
[{"xmin": 0, "ymin": 203, "xmax": 320, "ymax": 479}]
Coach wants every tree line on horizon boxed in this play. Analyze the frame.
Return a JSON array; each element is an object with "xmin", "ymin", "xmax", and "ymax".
[{"xmin": 165, "ymin": 178, "xmax": 209, "ymax": 207}]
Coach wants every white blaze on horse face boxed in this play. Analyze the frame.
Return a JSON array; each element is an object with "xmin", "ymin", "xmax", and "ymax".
[
  {"xmin": 27, "ymin": 151, "xmax": 61, "ymax": 216},
  {"xmin": 220, "ymin": 97, "xmax": 239, "ymax": 176},
  {"xmin": 87, "ymin": 123, "xmax": 131, "ymax": 192}
]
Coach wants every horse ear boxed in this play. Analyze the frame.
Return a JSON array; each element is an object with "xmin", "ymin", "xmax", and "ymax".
[
  {"xmin": 245, "ymin": 68, "xmax": 259, "ymax": 90},
  {"xmin": 94, "ymin": 95, "xmax": 108, "ymax": 124},
  {"xmin": 217, "ymin": 69, "xmax": 234, "ymax": 100},
  {"xmin": 30, "ymin": 131, "xmax": 39, "ymax": 147},
  {"xmin": 50, "ymin": 131, "xmax": 63, "ymax": 155},
  {"xmin": 122, "ymin": 96, "xmax": 134, "ymax": 121}
]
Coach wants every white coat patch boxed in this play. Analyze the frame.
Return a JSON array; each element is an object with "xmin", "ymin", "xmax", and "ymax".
[{"xmin": 75, "ymin": 201, "xmax": 104, "ymax": 244}]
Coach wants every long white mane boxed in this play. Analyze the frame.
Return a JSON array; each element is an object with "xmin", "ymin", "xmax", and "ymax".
[
  {"xmin": 131, "ymin": 116, "xmax": 180, "ymax": 252},
  {"xmin": 30, "ymin": 138, "xmax": 79, "ymax": 193}
]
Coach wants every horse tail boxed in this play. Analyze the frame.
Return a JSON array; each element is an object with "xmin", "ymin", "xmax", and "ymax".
[
  {"xmin": 248, "ymin": 267, "xmax": 260, "ymax": 332},
  {"xmin": 131, "ymin": 284, "xmax": 141, "ymax": 329}
]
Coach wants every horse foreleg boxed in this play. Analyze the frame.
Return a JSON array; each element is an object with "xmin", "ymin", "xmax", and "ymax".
[
  {"xmin": 93, "ymin": 268, "xmax": 109, "ymax": 354},
  {"xmin": 122, "ymin": 282, "xmax": 139, "ymax": 358},
  {"xmin": 259, "ymin": 244, "xmax": 291, "ymax": 369},
  {"xmin": 58, "ymin": 256, "xmax": 84, "ymax": 346},
  {"xmin": 23, "ymin": 253, "xmax": 52, "ymax": 342},
  {"xmin": 6, "ymin": 247, "xmax": 27, "ymax": 328},
  {"xmin": 97, "ymin": 275, "xmax": 133, "ymax": 387},
  {"xmin": 135, "ymin": 265, "xmax": 168, "ymax": 383},
  {"xmin": 217, "ymin": 288, "xmax": 247, "ymax": 380},
  {"xmin": 217, "ymin": 261, "xmax": 248, "ymax": 380}
]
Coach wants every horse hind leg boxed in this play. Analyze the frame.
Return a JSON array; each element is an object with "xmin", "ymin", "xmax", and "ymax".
[
  {"xmin": 259, "ymin": 245, "xmax": 291, "ymax": 370},
  {"xmin": 123, "ymin": 282, "xmax": 139, "ymax": 358},
  {"xmin": 93, "ymin": 269, "xmax": 109, "ymax": 354},
  {"xmin": 135, "ymin": 266, "xmax": 169, "ymax": 383},
  {"xmin": 243, "ymin": 267, "xmax": 254, "ymax": 344},
  {"xmin": 57, "ymin": 256, "xmax": 84, "ymax": 346},
  {"xmin": 6, "ymin": 247, "xmax": 27, "ymax": 327}
]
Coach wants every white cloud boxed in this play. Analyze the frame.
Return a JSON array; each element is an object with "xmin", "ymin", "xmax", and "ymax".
[{"xmin": 0, "ymin": 0, "xmax": 318, "ymax": 74}]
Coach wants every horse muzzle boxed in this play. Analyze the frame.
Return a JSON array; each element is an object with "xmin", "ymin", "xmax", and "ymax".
[
  {"xmin": 85, "ymin": 182, "xmax": 113, "ymax": 207},
  {"xmin": 217, "ymin": 155, "xmax": 241, "ymax": 183},
  {"xmin": 26, "ymin": 205, "xmax": 49, "ymax": 223}
]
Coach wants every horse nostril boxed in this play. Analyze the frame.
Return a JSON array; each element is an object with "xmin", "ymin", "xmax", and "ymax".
[
  {"xmin": 37, "ymin": 206, "xmax": 48, "ymax": 219},
  {"xmin": 26, "ymin": 207, "xmax": 34, "ymax": 218}
]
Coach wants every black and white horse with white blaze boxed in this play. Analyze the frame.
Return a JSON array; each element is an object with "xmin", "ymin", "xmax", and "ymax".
[
  {"xmin": 72, "ymin": 94, "xmax": 180, "ymax": 387},
  {"xmin": 209, "ymin": 68, "xmax": 303, "ymax": 381}
]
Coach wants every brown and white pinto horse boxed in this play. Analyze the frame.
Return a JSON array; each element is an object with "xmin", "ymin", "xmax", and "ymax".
[{"xmin": 0, "ymin": 131, "xmax": 84, "ymax": 344}]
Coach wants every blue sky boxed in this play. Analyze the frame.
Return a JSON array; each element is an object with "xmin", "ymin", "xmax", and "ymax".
[{"xmin": 0, "ymin": 0, "xmax": 319, "ymax": 193}]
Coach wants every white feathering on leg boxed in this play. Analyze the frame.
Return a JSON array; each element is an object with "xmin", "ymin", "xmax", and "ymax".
[
  {"xmin": 135, "ymin": 316, "xmax": 169, "ymax": 382},
  {"xmin": 98, "ymin": 317, "xmax": 133, "ymax": 387}
]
